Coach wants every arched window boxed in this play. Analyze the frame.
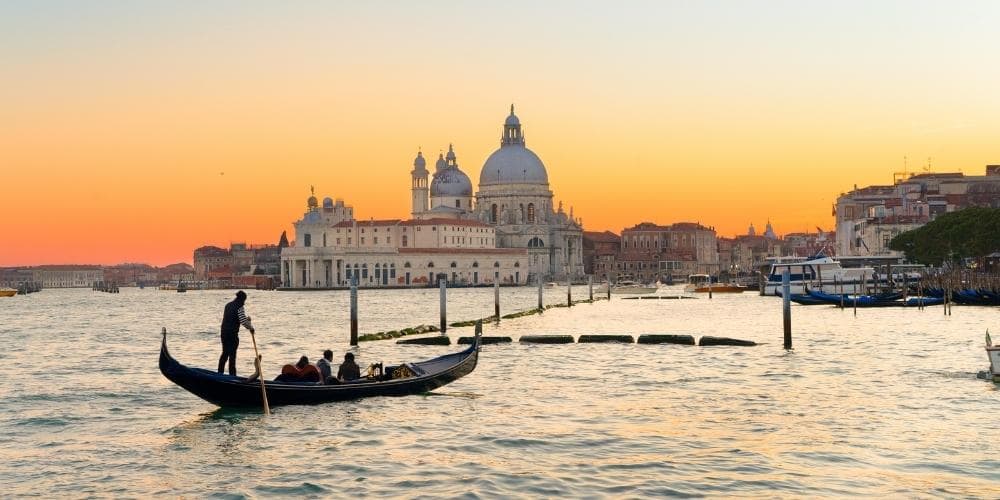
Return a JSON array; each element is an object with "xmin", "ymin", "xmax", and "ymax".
[
  {"xmin": 490, "ymin": 204, "xmax": 498, "ymax": 223},
  {"xmin": 404, "ymin": 262, "xmax": 411, "ymax": 268},
  {"xmin": 450, "ymin": 262, "xmax": 457, "ymax": 268},
  {"xmin": 493, "ymin": 262, "xmax": 500, "ymax": 268},
  {"xmin": 528, "ymin": 237, "xmax": 545, "ymax": 248},
  {"xmin": 527, "ymin": 203, "xmax": 535, "ymax": 223},
  {"xmin": 472, "ymin": 261, "xmax": 479, "ymax": 268},
  {"xmin": 428, "ymin": 262, "xmax": 435, "ymax": 268},
  {"xmin": 514, "ymin": 262, "xmax": 520, "ymax": 267}
]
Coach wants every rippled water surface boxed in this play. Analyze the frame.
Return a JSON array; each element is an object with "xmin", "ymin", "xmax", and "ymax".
[{"xmin": 1, "ymin": 287, "xmax": 998, "ymax": 497}]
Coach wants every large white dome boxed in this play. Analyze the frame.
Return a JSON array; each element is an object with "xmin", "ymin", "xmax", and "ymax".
[{"xmin": 479, "ymin": 145, "xmax": 548, "ymax": 186}]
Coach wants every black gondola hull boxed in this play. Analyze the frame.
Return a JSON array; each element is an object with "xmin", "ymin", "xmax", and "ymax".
[{"xmin": 159, "ymin": 333, "xmax": 479, "ymax": 408}]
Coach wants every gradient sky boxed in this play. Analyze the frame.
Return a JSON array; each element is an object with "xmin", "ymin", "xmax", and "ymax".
[{"xmin": 2, "ymin": 1, "xmax": 999, "ymax": 266}]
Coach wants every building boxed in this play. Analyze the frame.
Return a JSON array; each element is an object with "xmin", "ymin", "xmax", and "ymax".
[
  {"xmin": 408, "ymin": 106, "xmax": 585, "ymax": 280},
  {"xmin": 583, "ymin": 231, "xmax": 620, "ymax": 279},
  {"xmin": 31, "ymin": 265, "xmax": 103, "ymax": 288},
  {"xmin": 614, "ymin": 222, "xmax": 720, "ymax": 283},
  {"xmin": 835, "ymin": 165, "xmax": 1000, "ymax": 257},
  {"xmin": 280, "ymin": 106, "xmax": 584, "ymax": 288},
  {"xmin": 193, "ymin": 241, "xmax": 283, "ymax": 287}
]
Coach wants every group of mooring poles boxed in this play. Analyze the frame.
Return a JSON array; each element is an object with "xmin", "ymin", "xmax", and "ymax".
[{"xmin": 349, "ymin": 275, "xmax": 598, "ymax": 347}]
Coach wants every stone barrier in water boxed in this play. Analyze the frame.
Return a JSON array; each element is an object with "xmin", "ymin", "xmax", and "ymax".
[
  {"xmin": 698, "ymin": 336, "xmax": 757, "ymax": 347},
  {"xmin": 458, "ymin": 336, "xmax": 512, "ymax": 345},
  {"xmin": 637, "ymin": 334, "xmax": 696, "ymax": 345},
  {"xmin": 396, "ymin": 336, "xmax": 451, "ymax": 346},
  {"xmin": 519, "ymin": 335, "xmax": 575, "ymax": 344},
  {"xmin": 578, "ymin": 334, "xmax": 635, "ymax": 343}
]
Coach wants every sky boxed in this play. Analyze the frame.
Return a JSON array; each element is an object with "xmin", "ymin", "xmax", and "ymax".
[{"xmin": 2, "ymin": 0, "xmax": 999, "ymax": 266}]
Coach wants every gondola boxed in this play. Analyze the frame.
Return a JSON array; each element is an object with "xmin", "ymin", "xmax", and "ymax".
[{"xmin": 159, "ymin": 329, "xmax": 480, "ymax": 408}]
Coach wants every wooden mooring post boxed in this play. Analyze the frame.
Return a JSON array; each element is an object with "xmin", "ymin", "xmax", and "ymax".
[
  {"xmin": 440, "ymin": 278, "xmax": 447, "ymax": 333},
  {"xmin": 494, "ymin": 279, "xmax": 500, "ymax": 319},
  {"xmin": 350, "ymin": 276, "xmax": 359, "ymax": 346},
  {"xmin": 782, "ymin": 269, "xmax": 792, "ymax": 349},
  {"xmin": 567, "ymin": 279, "xmax": 572, "ymax": 307},
  {"xmin": 588, "ymin": 275, "xmax": 593, "ymax": 301},
  {"xmin": 538, "ymin": 276, "xmax": 544, "ymax": 311}
]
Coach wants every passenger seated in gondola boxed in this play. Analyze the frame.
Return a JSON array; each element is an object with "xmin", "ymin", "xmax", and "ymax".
[
  {"xmin": 316, "ymin": 349, "xmax": 340, "ymax": 384},
  {"xmin": 337, "ymin": 352, "xmax": 361, "ymax": 382},
  {"xmin": 276, "ymin": 356, "xmax": 322, "ymax": 383}
]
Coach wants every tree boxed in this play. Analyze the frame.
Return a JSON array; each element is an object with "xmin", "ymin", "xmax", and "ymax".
[{"xmin": 889, "ymin": 207, "xmax": 1000, "ymax": 265}]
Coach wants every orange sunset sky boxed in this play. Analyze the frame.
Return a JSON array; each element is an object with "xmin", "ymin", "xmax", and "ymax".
[{"xmin": 2, "ymin": 1, "xmax": 999, "ymax": 266}]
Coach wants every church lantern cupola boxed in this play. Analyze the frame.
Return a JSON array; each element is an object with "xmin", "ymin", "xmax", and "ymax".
[{"xmin": 502, "ymin": 104, "xmax": 524, "ymax": 146}]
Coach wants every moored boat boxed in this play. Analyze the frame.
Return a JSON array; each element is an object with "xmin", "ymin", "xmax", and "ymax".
[
  {"xmin": 159, "ymin": 329, "xmax": 481, "ymax": 408},
  {"xmin": 763, "ymin": 256, "xmax": 875, "ymax": 296},
  {"xmin": 611, "ymin": 280, "xmax": 658, "ymax": 294},
  {"xmin": 0, "ymin": 288, "xmax": 17, "ymax": 297},
  {"xmin": 985, "ymin": 331, "xmax": 1000, "ymax": 383}
]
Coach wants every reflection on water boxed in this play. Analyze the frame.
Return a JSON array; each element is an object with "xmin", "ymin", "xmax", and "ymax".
[{"xmin": 0, "ymin": 287, "xmax": 998, "ymax": 496}]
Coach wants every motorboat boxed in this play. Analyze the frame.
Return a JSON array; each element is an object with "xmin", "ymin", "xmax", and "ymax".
[
  {"xmin": 611, "ymin": 280, "xmax": 658, "ymax": 295},
  {"xmin": 684, "ymin": 274, "xmax": 746, "ymax": 294},
  {"xmin": 763, "ymin": 256, "xmax": 875, "ymax": 296},
  {"xmin": 982, "ymin": 331, "xmax": 1000, "ymax": 383}
]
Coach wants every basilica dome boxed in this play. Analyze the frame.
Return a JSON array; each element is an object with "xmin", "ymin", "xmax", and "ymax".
[
  {"xmin": 480, "ymin": 146, "xmax": 548, "ymax": 186},
  {"xmin": 431, "ymin": 167, "xmax": 473, "ymax": 196},
  {"xmin": 479, "ymin": 106, "xmax": 548, "ymax": 186}
]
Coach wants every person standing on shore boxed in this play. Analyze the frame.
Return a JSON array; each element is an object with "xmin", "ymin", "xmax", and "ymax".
[{"xmin": 218, "ymin": 290, "xmax": 254, "ymax": 376}]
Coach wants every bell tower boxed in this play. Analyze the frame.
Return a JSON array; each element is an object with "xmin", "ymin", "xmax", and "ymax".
[{"xmin": 411, "ymin": 150, "xmax": 429, "ymax": 217}]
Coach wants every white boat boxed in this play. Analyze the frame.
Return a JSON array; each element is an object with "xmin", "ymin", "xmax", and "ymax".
[
  {"xmin": 544, "ymin": 282, "xmax": 558, "ymax": 288},
  {"xmin": 763, "ymin": 256, "xmax": 875, "ymax": 296},
  {"xmin": 985, "ymin": 331, "xmax": 1000, "ymax": 383},
  {"xmin": 611, "ymin": 280, "xmax": 658, "ymax": 295}
]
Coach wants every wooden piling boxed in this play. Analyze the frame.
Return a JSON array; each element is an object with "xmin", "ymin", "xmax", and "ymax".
[
  {"xmin": 588, "ymin": 275, "xmax": 593, "ymax": 301},
  {"xmin": 567, "ymin": 280, "xmax": 572, "ymax": 307},
  {"xmin": 607, "ymin": 278, "xmax": 611, "ymax": 300},
  {"xmin": 782, "ymin": 269, "xmax": 792, "ymax": 350},
  {"xmin": 350, "ymin": 277, "xmax": 358, "ymax": 346},
  {"xmin": 440, "ymin": 278, "xmax": 447, "ymax": 333},
  {"xmin": 494, "ymin": 279, "xmax": 500, "ymax": 320},
  {"xmin": 538, "ymin": 276, "xmax": 544, "ymax": 311}
]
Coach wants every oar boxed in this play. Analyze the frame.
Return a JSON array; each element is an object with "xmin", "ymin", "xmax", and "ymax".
[{"xmin": 249, "ymin": 330, "xmax": 271, "ymax": 415}]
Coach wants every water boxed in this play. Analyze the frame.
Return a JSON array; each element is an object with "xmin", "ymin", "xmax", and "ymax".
[{"xmin": 1, "ymin": 287, "xmax": 998, "ymax": 497}]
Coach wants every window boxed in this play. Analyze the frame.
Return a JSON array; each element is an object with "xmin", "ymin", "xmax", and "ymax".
[
  {"xmin": 336, "ymin": 238, "xmax": 341, "ymax": 245},
  {"xmin": 374, "ymin": 237, "xmax": 378, "ymax": 245},
  {"xmin": 527, "ymin": 203, "xmax": 535, "ymax": 223},
  {"xmin": 456, "ymin": 199, "xmax": 461, "ymax": 208},
  {"xmin": 404, "ymin": 262, "xmax": 411, "ymax": 268},
  {"xmin": 450, "ymin": 262, "xmax": 457, "ymax": 268},
  {"xmin": 428, "ymin": 262, "xmax": 434, "ymax": 268},
  {"xmin": 361, "ymin": 237, "xmax": 365, "ymax": 244},
  {"xmin": 528, "ymin": 237, "xmax": 544, "ymax": 248},
  {"xmin": 362, "ymin": 264, "xmax": 368, "ymax": 279},
  {"xmin": 472, "ymin": 261, "xmax": 479, "ymax": 268},
  {"xmin": 347, "ymin": 237, "xmax": 352, "ymax": 244},
  {"xmin": 304, "ymin": 234, "xmax": 311, "ymax": 247},
  {"xmin": 514, "ymin": 262, "xmax": 520, "ymax": 267},
  {"xmin": 323, "ymin": 233, "xmax": 327, "ymax": 247},
  {"xmin": 493, "ymin": 262, "xmax": 500, "ymax": 268},
  {"xmin": 402, "ymin": 235, "xmax": 408, "ymax": 247},
  {"xmin": 491, "ymin": 204, "xmax": 498, "ymax": 223}
]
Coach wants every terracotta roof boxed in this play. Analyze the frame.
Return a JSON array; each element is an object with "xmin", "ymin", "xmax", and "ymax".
[
  {"xmin": 583, "ymin": 230, "xmax": 620, "ymax": 242},
  {"xmin": 398, "ymin": 247, "xmax": 526, "ymax": 255}
]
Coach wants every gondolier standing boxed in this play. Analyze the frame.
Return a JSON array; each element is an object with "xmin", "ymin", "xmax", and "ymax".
[{"xmin": 218, "ymin": 290, "xmax": 254, "ymax": 376}]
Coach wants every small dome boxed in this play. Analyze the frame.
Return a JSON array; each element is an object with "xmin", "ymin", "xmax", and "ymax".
[
  {"xmin": 431, "ymin": 167, "xmax": 473, "ymax": 197},
  {"xmin": 479, "ymin": 145, "xmax": 548, "ymax": 186},
  {"xmin": 445, "ymin": 144, "xmax": 456, "ymax": 162},
  {"xmin": 322, "ymin": 197, "xmax": 334, "ymax": 208},
  {"xmin": 505, "ymin": 104, "xmax": 520, "ymax": 126},
  {"xmin": 307, "ymin": 195, "xmax": 318, "ymax": 209},
  {"xmin": 435, "ymin": 153, "xmax": 447, "ymax": 172},
  {"xmin": 305, "ymin": 211, "xmax": 321, "ymax": 223},
  {"xmin": 413, "ymin": 151, "xmax": 426, "ymax": 170}
]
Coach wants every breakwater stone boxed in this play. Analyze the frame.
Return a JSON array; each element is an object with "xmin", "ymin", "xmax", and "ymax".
[
  {"xmin": 698, "ymin": 336, "xmax": 756, "ymax": 347},
  {"xmin": 578, "ymin": 335, "xmax": 634, "ymax": 343},
  {"xmin": 458, "ymin": 336, "xmax": 512, "ymax": 345},
  {"xmin": 396, "ymin": 336, "xmax": 451, "ymax": 346},
  {"xmin": 519, "ymin": 335, "xmax": 575, "ymax": 344},
  {"xmin": 637, "ymin": 334, "xmax": 696, "ymax": 345}
]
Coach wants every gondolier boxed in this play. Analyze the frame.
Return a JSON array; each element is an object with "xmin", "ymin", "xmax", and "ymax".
[{"xmin": 218, "ymin": 290, "xmax": 254, "ymax": 376}]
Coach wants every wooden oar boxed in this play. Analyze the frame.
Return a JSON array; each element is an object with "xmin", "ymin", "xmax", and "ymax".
[{"xmin": 249, "ymin": 330, "xmax": 271, "ymax": 415}]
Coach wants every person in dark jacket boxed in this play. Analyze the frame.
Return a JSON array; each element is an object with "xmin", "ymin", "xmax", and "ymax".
[{"xmin": 218, "ymin": 290, "xmax": 254, "ymax": 376}]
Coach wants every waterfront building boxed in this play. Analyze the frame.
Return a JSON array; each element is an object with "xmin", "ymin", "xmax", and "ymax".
[
  {"xmin": 280, "ymin": 106, "xmax": 584, "ymax": 287},
  {"xmin": 583, "ymin": 231, "xmax": 620, "ymax": 280},
  {"xmin": 614, "ymin": 222, "xmax": 720, "ymax": 283},
  {"xmin": 834, "ymin": 165, "xmax": 1000, "ymax": 257},
  {"xmin": 30, "ymin": 265, "xmax": 103, "ymax": 288},
  {"xmin": 193, "ymin": 240, "xmax": 283, "ymax": 287}
]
